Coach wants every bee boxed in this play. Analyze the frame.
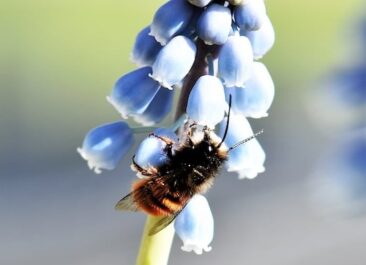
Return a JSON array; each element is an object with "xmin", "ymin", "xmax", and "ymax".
[{"xmin": 115, "ymin": 99, "xmax": 262, "ymax": 235}]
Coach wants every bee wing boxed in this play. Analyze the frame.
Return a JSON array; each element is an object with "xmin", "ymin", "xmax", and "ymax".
[
  {"xmin": 148, "ymin": 209, "xmax": 184, "ymax": 236},
  {"xmin": 115, "ymin": 192, "xmax": 139, "ymax": 212}
]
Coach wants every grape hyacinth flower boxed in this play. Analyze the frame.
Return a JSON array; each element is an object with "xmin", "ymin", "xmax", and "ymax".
[
  {"xmin": 220, "ymin": 113, "xmax": 266, "ymax": 179},
  {"xmin": 77, "ymin": 121, "xmax": 133, "ymax": 174},
  {"xmin": 131, "ymin": 26, "xmax": 163, "ymax": 67},
  {"xmin": 308, "ymin": 17, "xmax": 366, "ymax": 217},
  {"xmin": 186, "ymin": 75, "xmax": 227, "ymax": 127},
  {"xmin": 197, "ymin": 4, "xmax": 232, "ymax": 45},
  {"xmin": 241, "ymin": 15, "xmax": 275, "ymax": 59},
  {"xmin": 132, "ymin": 87, "xmax": 175, "ymax": 126},
  {"xmin": 175, "ymin": 194, "xmax": 214, "ymax": 254},
  {"xmin": 234, "ymin": 0, "xmax": 267, "ymax": 31},
  {"xmin": 107, "ymin": 67, "xmax": 161, "ymax": 118},
  {"xmin": 133, "ymin": 128, "xmax": 178, "ymax": 173},
  {"xmin": 150, "ymin": 0, "xmax": 197, "ymax": 45},
  {"xmin": 151, "ymin": 35, "xmax": 197, "ymax": 89},
  {"xmin": 218, "ymin": 35, "xmax": 254, "ymax": 87},
  {"xmin": 327, "ymin": 64, "xmax": 366, "ymax": 108},
  {"xmin": 225, "ymin": 62, "xmax": 275, "ymax": 118},
  {"xmin": 78, "ymin": 0, "xmax": 275, "ymax": 263}
]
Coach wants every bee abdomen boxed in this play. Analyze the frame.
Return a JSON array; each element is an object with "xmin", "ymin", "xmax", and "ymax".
[
  {"xmin": 163, "ymin": 193, "xmax": 187, "ymax": 212},
  {"xmin": 132, "ymin": 179, "xmax": 185, "ymax": 216}
]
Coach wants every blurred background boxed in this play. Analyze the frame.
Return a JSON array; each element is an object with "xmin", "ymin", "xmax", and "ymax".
[{"xmin": 1, "ymin": 0, "xmax": 366, "ymax": 264}]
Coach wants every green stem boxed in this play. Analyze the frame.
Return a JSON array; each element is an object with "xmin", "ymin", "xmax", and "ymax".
[
  {"xmin": 132, "ymin": 127, "xmax": 159, "ymax": 134},
  {"xmin": 207, "ymin": 54, "xmax": 214, "ymax": 76},
  {"xmin": 136, "ymin": 216, "xmax": 175, "ymax": 265}
]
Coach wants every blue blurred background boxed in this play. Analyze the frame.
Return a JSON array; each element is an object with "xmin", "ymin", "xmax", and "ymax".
[{"xmin": 1, "ymin": 1, "xmax": 366, "ymax": 264}]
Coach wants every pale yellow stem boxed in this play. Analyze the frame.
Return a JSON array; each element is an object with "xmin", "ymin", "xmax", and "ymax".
[{"xmin": 136, "ymin": 216, "xmax": 175, "ymax": 265}]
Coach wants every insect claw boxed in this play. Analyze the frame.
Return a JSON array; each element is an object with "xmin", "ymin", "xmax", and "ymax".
[{"xmin": 149, "ymin": 133, "xmax": 174, "ymax": 146}]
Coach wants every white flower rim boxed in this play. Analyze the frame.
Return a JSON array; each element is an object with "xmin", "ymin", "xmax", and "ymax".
[
  {"xmin": 181, "ymin": 241, "xmax": 212, "ymax": 255},
  {"xmin": 77, "ymin": 147, "xmax": 103, "ymax": 174}
]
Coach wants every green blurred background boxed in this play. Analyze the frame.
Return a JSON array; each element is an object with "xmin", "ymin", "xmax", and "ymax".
[{"xmin": 1, "ymin": 0, "xmax": 365, "ymax": 265}]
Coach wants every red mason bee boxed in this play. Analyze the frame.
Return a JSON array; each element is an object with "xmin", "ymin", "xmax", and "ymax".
[{"xmin": 115, "ymin": 101, "xmax": 262, "ymax": 235}]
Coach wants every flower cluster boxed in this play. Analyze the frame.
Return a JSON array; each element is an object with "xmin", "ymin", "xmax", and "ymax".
[
  {"xmin": 78, "ymin": 0, "xmax": 275, "ymax": 255},
  {"xmin": 309, "ymin": 18, "xmax": 366, "ymax": 216},
  {"xmin": 310, "ymin": 129, "xmax": 366, "ymax": 216}
]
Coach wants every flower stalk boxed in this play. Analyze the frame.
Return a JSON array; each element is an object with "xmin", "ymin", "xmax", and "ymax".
[
  {"xmin": 136, "ymin": 216, "xmax": 175, "ymax": 265},
  {"xmin": 176, "ymin": 40, "xmax": 220, "ymax": 118}
]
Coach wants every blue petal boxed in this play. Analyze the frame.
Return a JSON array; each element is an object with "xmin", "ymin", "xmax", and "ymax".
[
  {"xmin": 234, "ymin": 0, "xmax": 266, "ymax": 31},
  {"xmin": 77, "ymin": 121, "xmax": 133, "ymax": 174},
  {"xmin": 150, "ymin": 0, "xmax": 196, "ymax": 45},
  {"xmin": 197, "ymin": 4, "xmax": 232, "ymax": 45},
  {"xmin": 134, "ymin": 137, "xmax": 168, "ymax": 171},
  {"xmin": 218, "ymin": 36, "xmax": 254, "ymax": 87},
  {"xmin": 132, "ymin": 87, "xmax": 175, "ymax": 126},
  {"xmin": 174, "ymin": 195, "xmax": 214, "ymax": 255},
  {"xmin": 225, "ymin": 62, "xmax": 274, "ymax": 118},
  {"xmin": 131, "ymin": 26, "xmax": 163, "ymax": 67},
  {"xmin": 219, "ymin": 113, "xmax": 265, "ymax": 179},
  {"xmin": 340, "ymin": 130, "xmax": 366, "ymax": 179},
  {"xmin": 107, "ymin": 67, "xmax": 161, "ymax": 118},
  {"xmin": 151, "ymin": 36, "xmax": 196, "ymax": 89},
  {"xmin": 187, "ymin": 0, "xmax": 212, "ymax": 7},
  {"xmin": 241, "ymin": 15, "xmax": 275, "ymax": 59},
  {"xmin": 186, "ymin": 75, "xmax": 227, "ymax": 128},
  {"xmin": 133, "ymin": 128, "xmax": 178, "ymax": 174},
  {"xmin": 329, "ymin": 64, "xmax": 366, "ymax": 107}
]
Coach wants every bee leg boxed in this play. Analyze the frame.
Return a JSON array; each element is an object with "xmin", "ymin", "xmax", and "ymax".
[
  {"xmin": 187, "ymin": 137, "xmax": 195, "ymax": 147},
  {"xmin": 131, "ymin": 155, "xmax": 156, "ymax": 177},
  {"xmin": 149, "ymin": 133, "xmax": 176, "ymax": 160},
  {"xmin": 166, "ymin": 144, "xmax": 176, "ymax": 160},
  {"xmin": 203, "ymin": 127, "xmax": 211, "ymax": 141},
  {"xmin": 149, "ymin": 133, "xmax": 175, "ymax": 146}
]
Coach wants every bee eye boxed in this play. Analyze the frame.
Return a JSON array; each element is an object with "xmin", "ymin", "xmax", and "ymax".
[{"xmin": 208, "ymin": 146, "xmax": 213, "ymax": 152}]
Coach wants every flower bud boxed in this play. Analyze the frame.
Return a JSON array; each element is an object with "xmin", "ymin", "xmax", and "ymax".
[
  {"xmin": 133, "ymin": 128, "xmax": 178, "ymax": 176},
  {"xmin": 197, "ymin": 4, "xmax": 232, "ymax": 45},
  {"xmin": 220, "ymin": 113, "xmax": 265, "ymax": 179},
  {"xmin": 151, "ymin": 36, "xmax": 196, "ymax": 89},
  {"xmin": 132, "ymin": 87, "xmax": 175, "ymax": 126},
  {"xmin": 174, "ymin": 195, "xmax": 214, "ymax": 255},
  {"xmin": 150, "ymin": 0, "xmax": 196, "ymax": 45},
  {"xmin": 187, "ymin": 75, "xmax": 227, "ymax": 128},
  {"xmin": 77, "ymin": 121, "xmax": 133, "ymax": 174},
  {"xmin": 218, "ymin": 35, "xmax": 254, "ymax": 88},
  {"xmin": 226, "ymin": 62, "xmax": 274, "ymax": 118},
  {"xmin": 241, "ymin": 15, "xmax": 275, "ymax": 59},
  {"xmin": 131, "ymin": 26, "xmax": 163, "ymax": 67},
  {"xmin": 107, "ymin": 67, "xmax": 161, "ymax": 118},
  {"xmin": 234, "ymin": 0, "xmax": 266, "ymax": 31}
]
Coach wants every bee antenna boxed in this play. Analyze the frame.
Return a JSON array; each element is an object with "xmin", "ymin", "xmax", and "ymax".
[
  {"xmin": 217, "ymin": 94, "xmax": 232, "ymax": 149},
  {"xmin": 228, "ymin": 129, "xmax": 264, "ymax": 151}
]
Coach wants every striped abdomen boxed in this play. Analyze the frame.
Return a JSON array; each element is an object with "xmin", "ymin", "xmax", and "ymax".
[{"xmin": 132, "ymin": 177, "xmax": 190, "ymax": 216}]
